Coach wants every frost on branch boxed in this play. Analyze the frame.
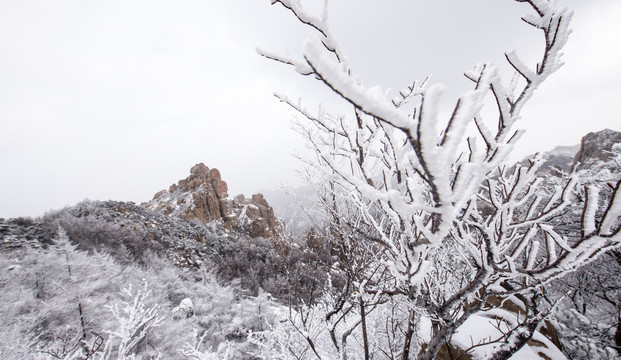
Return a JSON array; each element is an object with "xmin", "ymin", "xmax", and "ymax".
[
  {"xmin": 104, "ymin": 282, "xmax": 163, "ymax": 360},
  {"xmin": 180, "ymin": 329, "xmax": 231, "ymax": 360},
  {"xmin": 263, "ymin": 0, "xmax": 621, "ymax": 359}
]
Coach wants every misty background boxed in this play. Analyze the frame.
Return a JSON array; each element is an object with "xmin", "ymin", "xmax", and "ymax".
[{"xmin": 1, "ymin": 0, "xmax": 619, "ymax": 218}]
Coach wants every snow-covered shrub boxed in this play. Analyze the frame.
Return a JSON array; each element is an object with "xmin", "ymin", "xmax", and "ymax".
[
  {"xmin": 555, "ymin": 305, "xmax": 619, "ymax": 360},
  {"xmin": 50, "ymin": 214, "xmax": 152, "ymax": 263},
  {"xmin": 181, "ymin": 329, "xmax": 232, "ymax": 360},
  {"xmin": 216, "ymin": 237, "xmax": 332, "ymax": 305},
  {"xmin": 0, "ymin": 227, "xmax": 122, "ymax": 359},
  {"xmin": 0, "ymin": 223, "xmax": 285, "ymax": 359},
  {"xmin": 103, "ymin": 283, "xmax": 164, "ymax": 360}
]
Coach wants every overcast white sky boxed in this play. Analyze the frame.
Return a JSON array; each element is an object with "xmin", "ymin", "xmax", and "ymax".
[{"xmin": 1, "ymin": 0, "xmax": 619, "ymax": 218}]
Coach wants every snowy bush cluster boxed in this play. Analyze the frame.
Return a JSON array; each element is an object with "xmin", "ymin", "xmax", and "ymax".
[
  {"xmin": 0, "ymin": 198, "xmax": 340, "ymax": 359},
  {"xmin": 0, "ymin": 227, "xmax": 286, "ymax": 359}
]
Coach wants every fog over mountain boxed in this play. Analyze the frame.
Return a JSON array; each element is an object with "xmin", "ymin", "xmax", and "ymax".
[{"xmin": 1, "ymin": 0, "xmax": 620, "ymax": 218}]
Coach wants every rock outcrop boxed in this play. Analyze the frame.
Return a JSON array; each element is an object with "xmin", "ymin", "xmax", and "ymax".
[
  {"xmin": 520, "ymin": 129, "xmax": 621, "ymax": 176},
  {"xmin": 145, "ymin": 163, "xmax": 283, "ymax": 240},
  {"xmin": 229, "ymin": 194, "xmax": 281, "ymax": 240},
  {"xmin": 573, "ymin": 129, "xmax": 621, "ymax": 168},
  {"xmin": 149, "ymin": 163, "xmax": 229, "ymax": 224}
]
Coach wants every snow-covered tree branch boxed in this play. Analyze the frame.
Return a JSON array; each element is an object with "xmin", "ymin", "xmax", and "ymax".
[
  {"xmin": 262, "ymin": 0, "xmax": 621, "ymax": 358},
  {"xmin": 104, "ymin": 283, "xmax": 163, "ymax": 360}
]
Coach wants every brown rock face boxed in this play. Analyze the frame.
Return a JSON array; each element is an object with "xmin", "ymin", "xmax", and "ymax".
[
  {"xmin": 150, "ymin": 163, "xmax": 228, "ymax": 224},
  {"xmin": 146, "ymin": 163, "xmax": 282, "ymax": 240},
  {"xmin": 228, "ymin": 193, "xmax": 282, "ymax": 239},
  {"xmin": 573, "ymin": 129, "xmax": 621, "ymax": 168}
]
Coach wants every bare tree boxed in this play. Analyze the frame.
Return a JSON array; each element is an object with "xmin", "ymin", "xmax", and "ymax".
[{"xmin": 261, "ymin": 0, "xmax": 621, "ymax": 358}]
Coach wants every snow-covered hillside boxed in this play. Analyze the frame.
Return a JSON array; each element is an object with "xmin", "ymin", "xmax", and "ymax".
[{"xmin": 1, "ymin": 129, "xmax": 620, "ymax": 359}]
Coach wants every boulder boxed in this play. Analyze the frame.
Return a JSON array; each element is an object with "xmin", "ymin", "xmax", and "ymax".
[{"xmin": 172, "ymin": 297, "xmax": 194, "ymax": 319}]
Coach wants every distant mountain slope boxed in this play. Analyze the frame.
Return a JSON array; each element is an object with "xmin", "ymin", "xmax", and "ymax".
[
  {"xmin": 536, "ymin": 144, "xmax": 580, "ymax": 175},
  {"xmin": 1, "ymin": 199, "xmax": 231, "ymax": 267},
  {"xmin": 520, "ymin": 128, "xmax": 621, "ymax": 176},
  {"xmin": 262, "ymin": 185, "xmax": 320, "ymax": 238}
]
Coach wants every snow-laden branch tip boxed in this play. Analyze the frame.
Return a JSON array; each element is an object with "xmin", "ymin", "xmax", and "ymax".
[{"xmin": 303, "ymin": 36, "xmax": 415, "ymax": 131}]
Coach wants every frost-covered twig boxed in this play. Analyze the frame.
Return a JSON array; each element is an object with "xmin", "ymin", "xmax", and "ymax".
[
  {"xmin": 180, "ymin": 329, "xmax": 231, "ymax": 360},
  {"xmin": 104, "ymin": 282, "xmax": 163, "ymax": 360}
]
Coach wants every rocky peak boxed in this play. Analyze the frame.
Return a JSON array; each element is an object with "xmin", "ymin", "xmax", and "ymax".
[
  {"xmin": 521, "ymin": 129, "xmax": 621, "ymax": 177},
  {"xmin": 573, "ymin": 129, "xmax": 621, "ymax": 168},
  {"xmin": 171, "ymin": 163, "xmax": 228, "ymax": 198},
  {"xmin": 145, "ymin": 163, "xmax": 283, "ymax": 240},
  {"xmin": 150, "ymin": 163, "xmax": 228, "ymax": 224}
]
